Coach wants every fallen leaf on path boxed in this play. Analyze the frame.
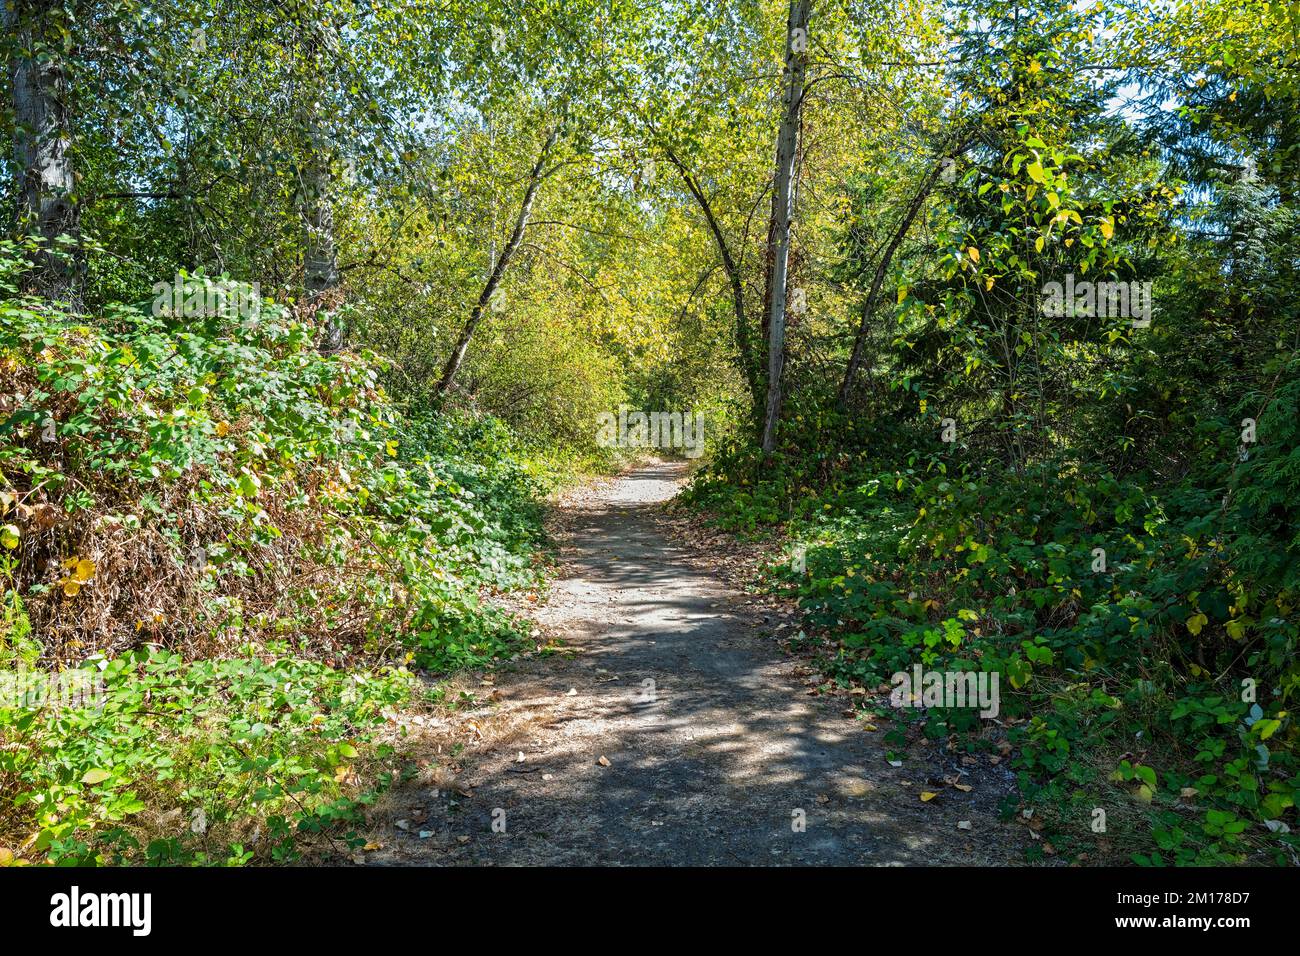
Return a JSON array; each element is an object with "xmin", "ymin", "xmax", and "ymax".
[
  {"xmin": 597, "ymin": 755, "xmax": 611, "ymax": 767},
  {"xmin": 920, "ymin": 791, "xmax": 939, "ymax": 802}
]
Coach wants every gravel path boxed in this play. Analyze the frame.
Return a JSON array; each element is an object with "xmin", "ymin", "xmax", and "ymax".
[{"xmin": 367, "ymin": 460, "xmax": 1030, "ymax": 866}]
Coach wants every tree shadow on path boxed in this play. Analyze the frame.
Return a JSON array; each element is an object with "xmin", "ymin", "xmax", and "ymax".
[{"xmin": 369, "ymin": 460, "xmax": 1032, "ymax": 866}]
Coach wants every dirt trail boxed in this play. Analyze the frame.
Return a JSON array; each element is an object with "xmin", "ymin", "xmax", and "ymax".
[{"xmin": 367, "ymin": 460, "xmax": 1029, "ymax": 865}]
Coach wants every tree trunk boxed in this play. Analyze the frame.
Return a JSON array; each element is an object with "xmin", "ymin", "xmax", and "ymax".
[
  {"xmin": 436, "ymin": 126, "xmax": 559, "ymax": 397},
  {"xmin": 299, "ymin": 23, "xmax": 342, "ymax": 351},
  {"xmin": 662, "ymin": 146, "xmax": 759, "ymax": 407},
  {"xmin": 760, "ymin": 0, "xmax": 811, "ymax": 454},
  {"xmin": 6, "ymin": 0, "xmax": 80, "ymax": 303},
  {"xmin": 303, "ymin": 148, "xmax": 342, "ymax": 348},
  {"xmin": 837, "ymin": 138, "xmax": 974, "ymax": 406}
]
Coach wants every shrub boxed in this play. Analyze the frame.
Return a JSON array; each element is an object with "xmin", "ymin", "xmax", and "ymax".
[{"xmin": 0, "ymin": 249, "xmax": 542, "ymax": 670}]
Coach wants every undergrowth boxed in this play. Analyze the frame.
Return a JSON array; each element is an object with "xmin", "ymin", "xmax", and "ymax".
[
  {"xmin": 684, "ymin": 380, "xmax": 1300, "ymax": 866},
  {"xmin": 0, "ymin": 247, "xmax": 554, "ymax": 864}
]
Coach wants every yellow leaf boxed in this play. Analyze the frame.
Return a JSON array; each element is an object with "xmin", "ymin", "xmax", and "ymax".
[
  {"xmin": 967, "ymin": 246, "xmax": 980, "ymax": 263},
  {"xmin": 1034, "ymin": 236, "xmax": 1044, "ymax": 253},
  {"xmin": 1100, "ymin": 218, "xmax": 1114, "ymax": 240},
  {"xmin": 920, "ymin": 791, "xmax": 939, "ymax": 802},
  {"xmin": 73, "ymin": 559, "xmax": 95, "ymax": 582},
  {"xmin": 1186, "ymin": 612, "xmax": 1208, "ymax": 636}
]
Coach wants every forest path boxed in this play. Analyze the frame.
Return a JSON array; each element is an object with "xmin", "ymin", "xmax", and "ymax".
[{"xmin": 365, "ymin": 460, "xmax": 1030, "ymax": 866}]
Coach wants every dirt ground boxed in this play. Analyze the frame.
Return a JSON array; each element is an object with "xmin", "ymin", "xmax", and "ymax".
[{"xmin": 361, "ymin": 460, "xmax": 1032, "ymax": 866}]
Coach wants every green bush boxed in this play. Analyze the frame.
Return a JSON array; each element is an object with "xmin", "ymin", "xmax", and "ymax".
[
  {"xmin": 0, "ymin": 646, "xmax": 413, "ymax": 866},
  {"xmin": 0, "ymin": 249, "xmax": 544, "ymax": 670},
  {"xmin": 0, "ymin": 245, "xmax": 554, "ymax": 864},
  {"xmin": 688, "ymin": 370, "xmax": 1300, "ymax": 864}
]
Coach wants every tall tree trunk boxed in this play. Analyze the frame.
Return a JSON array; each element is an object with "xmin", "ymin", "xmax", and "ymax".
[
  {"xmin": 760, "ymin": 0, "xmax": 811, "ymax": 454},
  {"xmin": 6, "ymin": 0, "xmax": 80, "ymax": 303},
  {"xmin": 303, "ymin": 147, "xmax": 342, "ymax": 348},
  {"xmin": 662, "ymin": 145, "xmax": 759, "ymax": 407},
  {"xmin": 436, "ymin": 126, "xmax": 559, "ymax": 397},
  {"xmin": 299, "ymin": 22, "xmax": 342, "ymax": 350}
]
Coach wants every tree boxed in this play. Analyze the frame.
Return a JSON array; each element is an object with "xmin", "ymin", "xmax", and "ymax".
[
  {"xmin": 761, "ymin": 0, "xmax": 811, "ymax": 453},
  {"xmin": 296, "ymin": 17, "xmax": 343, "ymax": 351},
  {"xmin": 436, "ymin": 124, "xmax": 560, "ymax": 397},
  {"xmin": 5, "ymin": 0, "xmax": 79, "ymax": 302}
]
